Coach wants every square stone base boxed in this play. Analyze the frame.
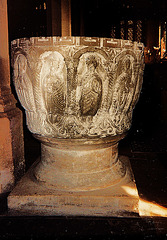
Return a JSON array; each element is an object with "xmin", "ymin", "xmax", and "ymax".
[{"xmin": 8, "ymin": 156, "xmax": 139, "ymax": 217}]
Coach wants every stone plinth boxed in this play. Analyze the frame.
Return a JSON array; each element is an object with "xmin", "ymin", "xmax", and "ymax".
[
  {"xmin": 8, "ymin": 156, "xmax": 139, "ymax": 217},
  {"xmin": 8, "ymin": 37, "xmax": 144, "ymax": 216},
  {"xmin": 33, "ymin": 134, "xmax": 126, "ymax": 191}
]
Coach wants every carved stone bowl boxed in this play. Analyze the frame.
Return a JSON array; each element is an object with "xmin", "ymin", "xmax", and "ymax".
[{"xmin": 11, "ymin": 37, "xmax": 144, "ymax": 191}]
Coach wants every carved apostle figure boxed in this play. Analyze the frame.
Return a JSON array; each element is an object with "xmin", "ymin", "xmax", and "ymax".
[
  {"xmin": 117, "ymin": 57, "xmax": 132, "ymax": 107},
  {"xmin": 79, "ymin": 55, "xmax": 102, "ymax": 116},
  {"xmin": 43, "ymin": 58, "xmax": 66, "ymax": 116},
  {"xmin": 110, "ymin": 56, "xmax": 133, "ymax": 126},
  {"xmin": 14, "ymin": 54, "xmax": 35, "ymax": 112}
]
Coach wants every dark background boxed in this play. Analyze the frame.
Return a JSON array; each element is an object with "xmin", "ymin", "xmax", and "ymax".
[{"xmin": 1, "ymin": 1, "xmax": 167, "ymax": 238}]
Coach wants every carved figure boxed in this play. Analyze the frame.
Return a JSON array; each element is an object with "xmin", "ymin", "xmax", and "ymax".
[
  {"xmin": 110, "ymin": 56, "xmax": 133, "ymax": 126},
  {"xmin": 14, "ymin": 54, "xmax": 35, "ymax": 112},
  {"xmin": 79, "ymin": 55, "xmax": 102, "ymax": 116},
  {"xmin": 43, "ymin": 57, "xmax": 66, "ymax": 120}
]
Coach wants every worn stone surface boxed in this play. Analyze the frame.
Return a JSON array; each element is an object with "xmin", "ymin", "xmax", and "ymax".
[
  {"xmin": 0, "ymin": 0, "xmax": 25, "ymax": 193},
  {"xmin": 11, "ymin": 37, "xmax": 144, "ymax": 139},
  {"xmin": 8, "ymin": 156, "xmax": 139, "ymax": 217},
  {"xmin": 33, "ymin": 134, "xmax": 126, "ymax": 191},
  {"xmin": 9, "ymin": 37, "xmax": 144, "ymax": 216},
  {"xmin": 0, "ymin": 106, "xmax": 25, "ymax": 193}
]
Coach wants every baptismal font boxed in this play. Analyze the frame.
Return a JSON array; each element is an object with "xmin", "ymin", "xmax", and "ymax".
[{"xmin": 8, "ymin": 37, "xmax": 144, "ymax": 216}]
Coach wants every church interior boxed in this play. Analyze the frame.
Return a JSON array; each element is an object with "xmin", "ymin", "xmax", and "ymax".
[{"xmin": 0, "ymin": 0, "xmax": 167, "ymax": 238}]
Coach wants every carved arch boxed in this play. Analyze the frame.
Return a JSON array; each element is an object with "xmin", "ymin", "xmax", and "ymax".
[
  {"xmin": 73, "ymin": 47, "xmax": 109, "ymax": 60},
  {"xmin": 113, "ymin": 49, "xmax": 138, "ymax": 64},
  {"xmin": 12, "ymin": 49, "xmax": 28, "ymax": 68}
]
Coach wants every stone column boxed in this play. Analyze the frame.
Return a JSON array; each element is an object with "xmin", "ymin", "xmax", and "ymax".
[
  {"xmin": 0, "ymin": 0, "xmax": 25, "ymax": 193},
  {"xmin": 61, "ymin": 0, "xmax": 71, "ymax": 36},
  {"xmin": 47, "ymin": 0, "xmax": 61, "ymax": 36},
  {"xmin": 47, "ymin": 0, "xmax": 71, "ymax": 36}
]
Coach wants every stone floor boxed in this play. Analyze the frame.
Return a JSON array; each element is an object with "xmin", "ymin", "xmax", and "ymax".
[{"xmin": 0, "ymin": 121, "xmax": 167, "ymax": 239}]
